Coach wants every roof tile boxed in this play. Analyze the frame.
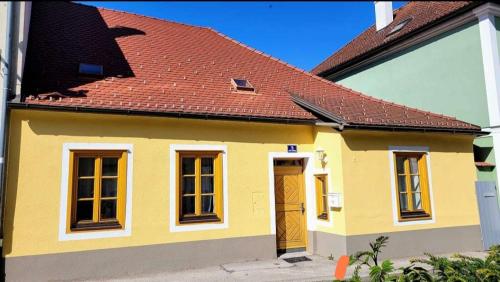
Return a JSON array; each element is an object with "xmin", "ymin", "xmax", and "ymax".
[
  {"xmin": 312, "ymin": 1, "xmax": 478, "ymax": 75},
  {"xmin": 20, "ymin": 2, "xmax": 480, "ymax": 132}
]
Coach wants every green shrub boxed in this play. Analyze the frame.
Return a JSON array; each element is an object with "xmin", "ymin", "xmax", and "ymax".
[
  {"xmin": 411, "ymin": 245, "xmax": 500, "ymax": 282},
  {"xmin": 393, "ymin": 264, "xmax": 433, "ymax": 282},
  {"xmin": 335, "ymin": 236, "xmax": 499, "ymax": 282}
]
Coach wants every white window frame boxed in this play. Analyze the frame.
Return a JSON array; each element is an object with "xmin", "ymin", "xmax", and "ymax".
[
  {"xmin": 58, "ymin": 143, "xmax": 134, "ymax": 241},
  {"xmin": 169, "ymin": 144, "xmax": 229, "ymax": 232},
  {"xmin": 388, "ymin": 146, "xmax": 436, "ymax": 226}
]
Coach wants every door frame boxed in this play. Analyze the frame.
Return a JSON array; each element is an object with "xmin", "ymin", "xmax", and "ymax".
[{"xmin": 268, "ymin": 152, "xmax": 316, "ymax": 251}]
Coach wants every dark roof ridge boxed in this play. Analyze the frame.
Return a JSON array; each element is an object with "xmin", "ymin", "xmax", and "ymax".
[{"xmin": 72, "ymin": 1, "xmax": 209, "ymax": 31}]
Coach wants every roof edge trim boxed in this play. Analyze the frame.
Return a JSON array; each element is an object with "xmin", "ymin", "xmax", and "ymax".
[
  {"xmin": 290, "ymin": 94, "xmax": 347, "ymax": 125},
  {"xmin": 289, "ymin": 94, "xmax": 482, "ymax": 135},
  {"xmin": 342, "ymin": 123, "xmax": 485, "ymax": 135},
  {"xmin": 8, "ymin": 102, "xmax": 318, "ymax": 125}
]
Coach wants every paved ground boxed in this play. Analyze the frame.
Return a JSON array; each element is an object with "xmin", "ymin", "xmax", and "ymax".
[{"xmin": 83, "ymin": 251, "xmax": 487, "ymax": 282}]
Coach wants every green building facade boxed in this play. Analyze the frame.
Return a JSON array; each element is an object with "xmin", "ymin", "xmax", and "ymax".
[{"xmin": 318, "ymin": 3, "xmax": 500, "ymax": 195}]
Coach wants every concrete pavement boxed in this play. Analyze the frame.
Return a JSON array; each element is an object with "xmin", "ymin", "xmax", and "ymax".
[{"xmin": 81, "ymin": 251, "xmax": 487, "ymax": 282}]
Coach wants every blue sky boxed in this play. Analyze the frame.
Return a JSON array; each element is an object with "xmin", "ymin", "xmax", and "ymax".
[{"xmin": 81, "ymin": 1, "xmax": 406, "ymax": 71}]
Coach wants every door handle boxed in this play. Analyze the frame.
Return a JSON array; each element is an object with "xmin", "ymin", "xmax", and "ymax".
[{"xmin": 301, "ymin": 203, "xmax": 305, "ymax": 214}]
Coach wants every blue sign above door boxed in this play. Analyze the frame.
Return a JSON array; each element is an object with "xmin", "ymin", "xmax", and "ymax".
[{"xmin": 287, "ymin": 144, "xmax": 297, "ymax": 153}]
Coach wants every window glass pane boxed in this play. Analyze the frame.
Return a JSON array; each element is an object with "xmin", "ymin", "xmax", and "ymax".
[
  {"xmin": 76, "ymin": 201, "xmax": 93, "ymax": 221},
  {"xmin": 201, "ymin": 157, "xmax": 214, "ymax": 174},
  {"xmin": 79, "ymin": 63, "xmax": 103, "ymax": 75},
  {"xmin": 413, "ymin": 192, "xmax": 422, "ymax": 210},
  {"xmin": 409, "ymin": 157, "xmax": 419, "ymax": 174},
  {"xmin": 202, "ymin": 195, "xmax": 214, "ymax": 213},
  {"xmin": 182, "ymin": 157, "xmax": 195, "ymax": 175},
  {"xmin": 100, "ymin": 199, "xmax": 117, "ymax": 219},
  {"xmin": 78, "ymin": 157, "xmax": 95, "ymax": 177},
  {"xmin": 399, "ymin": 194, "xmax": 408, "ymax": 211},
  {"xmin": 77, "ymin": 179, "xmax": 94, "ymax": 198},
  {"xmin": 411, "ymin": 175, "xmax": 420, "ymax": 192},
  {"xmin": 182, "ymin": 196, "xmax": 195, "ymax": 215},
  {"xmin": 321, "ymin": 178, "xmax": 327, "ymax": 195},
  {"xmin": 101, "ymin": 178, "xmax": 117, "ymax": 197},
  {"xmin": 396, "ymin": 156, "xmax": 405, "ymax": 174},
  {"xmin": 397, "ymin": 175, "xmax": 407, "ymax": 192},
  {"xmin": 234, "ymin": 79, "xmax": 248, "ymax": 87},
  {"xmin": 102, "ymin": 158, "xmax": 118, "ymax": 176},
  {"xmin": 322, "ymin": 195, "xmax": 328, "ymax": 212},
  {"xmin": 182, "ymin": 176, "xmax": 195, "ymax": 194},
  {"xmin": 201, "ymin": 176, "xmax": 214, "ymax": 193}
]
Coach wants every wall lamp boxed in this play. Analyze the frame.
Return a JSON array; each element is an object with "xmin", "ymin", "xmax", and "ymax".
[{"xmin": 316, "ymin": 147, "xmax": 328, "ymax": 165}]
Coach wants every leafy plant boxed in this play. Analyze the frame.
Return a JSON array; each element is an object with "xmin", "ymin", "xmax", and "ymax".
[
  {"xmin": 346, "ymin": 236, "xmax": 390, "ymax": 281},
  {"xmin": 409, "ymin": 245, "xmax": 500, "ymax": 282},
  {"xmin": 333, "ymin": 234, "xmax": 499, "ymax": 282},
  {"xmin": 350, "ymin": 236, "xmax": 389, "ymax": 267},
  {"xmin": 369, "ymin": 259, "xmax": 394, "ymax": 282},
  {"xmin": 393, "ymin": 264, "xmax": 433, "ymax": 282}
]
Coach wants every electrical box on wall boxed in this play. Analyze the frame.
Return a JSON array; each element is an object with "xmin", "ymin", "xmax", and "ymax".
[{"xmin": 328, "ymin": 192, "xmax": 342, "ymax": 208}]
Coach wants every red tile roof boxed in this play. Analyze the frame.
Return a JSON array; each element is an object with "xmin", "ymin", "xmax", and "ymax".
[
  {"xmin": 18, "ymin": 2, "xmax": 480, "ymax": 132},
  {"xmin": 312, "ymin": 1, "xmax": 480, "ymax": 76}
]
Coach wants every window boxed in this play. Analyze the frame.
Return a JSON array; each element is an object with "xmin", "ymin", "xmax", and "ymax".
[
  {"xmin": 315, "ymin": 175, "xmax": 329, "ymax": 220},
  {"xmin": 177, "ymin": 151, "xmax": 223, "ymax": 224},
  {"xmin": 231, "ymin": 78, "xmax": 255, "ymax": 92},
  {"xmin": 387, "ymin": 18, "xmax": 412, "ymax": 36},
  {"xmin": 473, "ymin": 145, "xmax": 495, "ymax": 170},
  {"xmin": 78, "ymin": 63, "xmax": 104, "ymax": 76},
  {"xmin": 394, "ymin": 152, "xmax": 432, "ymax": 221},
  {"xmin": 68, "ymin": 150, "xmax": 127, "ymax": 231}
]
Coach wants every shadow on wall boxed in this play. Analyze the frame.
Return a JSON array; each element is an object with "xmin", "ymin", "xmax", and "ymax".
[
  {"xmin": 23, "ymin": 111, "xmax": 314, "ymax": 145},
  {"xmin": 341, "ymin": 131, "xmax": 472, "ymax": 154},
  {"xmin": 20, "ymin": 2, "xmax": 144, "ymax": 99},
  {"xmin": 3, "ymin": 2, "xmax": 145, "ymax": 258},
  {"xmin": 3, "ymin": 116, "xmax": 23, "ymax": 257}
]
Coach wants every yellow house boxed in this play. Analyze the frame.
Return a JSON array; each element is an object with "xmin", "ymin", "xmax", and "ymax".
[{"xmin": 1, "ymin": 2, "xmax": 484, "ymax": 280}]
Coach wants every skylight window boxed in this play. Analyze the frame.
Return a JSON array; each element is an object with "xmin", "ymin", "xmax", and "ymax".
[
  {"xmin": 387, "ymin": 18, "xmax": 412, "ymax": 36},
  {"xmin": 78, "ymin": 63, "xmax": 104, "ymax": 76},
  {"xmin": 231, "ymin": 78, "xmax": 255, "ymax": 92}
]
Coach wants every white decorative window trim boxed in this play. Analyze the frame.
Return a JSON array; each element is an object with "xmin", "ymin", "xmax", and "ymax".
[
  {"xmin": 388, "ymin": 146, "xmax": 436, "ymax": 226},
  {"xmin": 169, "ymin": 144, "xmax": 229, "ymax": 232},
  {"xmin": 267, "ymin": 152, "xmax": 316, "ymax": 234},
  {"xmin": 314, "ymin": 168, "xmax": 334, "ymax": 228},
  {"xmin": 58, "ymin": 143, "xmax": 134, "ymax": 241}
]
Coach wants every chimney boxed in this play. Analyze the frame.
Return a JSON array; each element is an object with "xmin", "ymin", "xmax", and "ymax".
[{"xmin": 374, "ymin": 1, "xmax": 393, "ymax": 31}]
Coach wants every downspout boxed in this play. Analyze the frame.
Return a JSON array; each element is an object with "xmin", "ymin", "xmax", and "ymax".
[{"xmin": 0, "ymin": 2, "xmax": 15, "ymax": 237}]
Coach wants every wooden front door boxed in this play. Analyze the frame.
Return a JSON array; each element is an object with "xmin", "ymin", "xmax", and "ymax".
[{"xmin": 274, "ymin": 165, "xmax": 307, "ymax": 251}]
